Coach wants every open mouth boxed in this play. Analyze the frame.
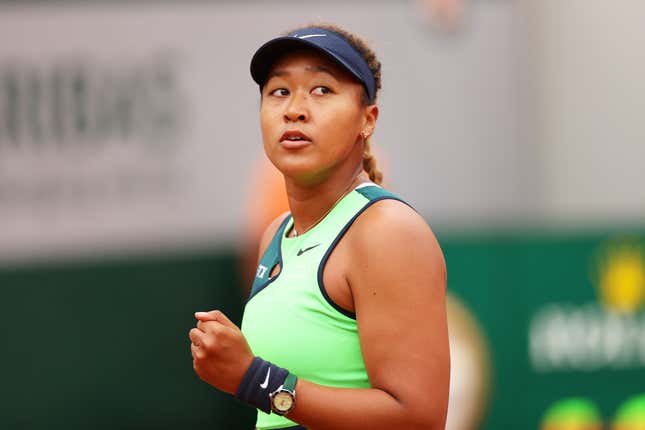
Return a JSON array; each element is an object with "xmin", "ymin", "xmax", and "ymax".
[{"xmin": 280, "ymin": 130, "xmax": 312, "ymax": 143}]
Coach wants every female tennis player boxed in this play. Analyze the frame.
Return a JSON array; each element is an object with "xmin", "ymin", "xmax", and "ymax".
[{"xmin": 189, "ymin": 24, "xmax": 450, "ymax": 430}]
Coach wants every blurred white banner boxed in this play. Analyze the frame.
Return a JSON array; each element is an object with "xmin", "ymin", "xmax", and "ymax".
[{"xmin": 0, "ymin": 4, "xmax": 262, "ymax": 263}]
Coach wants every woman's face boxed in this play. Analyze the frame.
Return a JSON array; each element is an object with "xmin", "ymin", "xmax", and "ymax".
[{"xmin": 260, "ymin": 49, "xmax": 376, "ymax": 185}]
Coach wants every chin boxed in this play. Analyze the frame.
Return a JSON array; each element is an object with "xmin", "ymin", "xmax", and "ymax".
[{"xmin": 271, "ymin": 158, "xmax": 331, "ymax": 186}]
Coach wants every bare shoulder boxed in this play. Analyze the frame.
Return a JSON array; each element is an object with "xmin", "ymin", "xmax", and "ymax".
[
  {"xmin": 257, "ymin": 211, "xmax": 290, "ymax": 263},
  {"xmin": 347, "ymin": 199, "xmax": 446, "ymax": 281},
  {"xmin": 356, "ymin": 198, "xmax": 436, "ymax": 237}
]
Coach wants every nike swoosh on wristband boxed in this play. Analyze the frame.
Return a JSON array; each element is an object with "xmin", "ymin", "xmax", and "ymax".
[
  {"xmin": 297, "ymin": 244, "xmax": 321, "ymax": 256},
  {"xmin": 259, "ymin": 368, "xmax": 270, "ymax": 389}
]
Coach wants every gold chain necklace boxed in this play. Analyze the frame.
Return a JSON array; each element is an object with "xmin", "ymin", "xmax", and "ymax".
[{"xmin": 291, "ymin": 180, "xmax": 360, "ymax": 237}]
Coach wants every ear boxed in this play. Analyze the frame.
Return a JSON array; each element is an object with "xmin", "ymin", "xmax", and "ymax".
[{"xmin": 362, "ymin": 104, "xmax": 379, "ymax": 139}]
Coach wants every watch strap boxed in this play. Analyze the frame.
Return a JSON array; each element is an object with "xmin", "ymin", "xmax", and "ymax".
[{"xmin": 283, "ymin": 372, "xmax": 298, "ymax": 392}]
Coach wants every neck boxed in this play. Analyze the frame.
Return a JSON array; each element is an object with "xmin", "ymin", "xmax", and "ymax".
[{"xmin": 285, "ymin": 164, "xmax": 368, "ymax": 237}]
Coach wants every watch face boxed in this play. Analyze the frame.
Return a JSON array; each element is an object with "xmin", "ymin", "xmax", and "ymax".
[{"xmin": 273, "ymin": 391, "xmax": 294, "ymax": 412}]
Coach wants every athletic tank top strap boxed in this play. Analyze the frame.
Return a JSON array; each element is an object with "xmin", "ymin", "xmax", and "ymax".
[{"xmin": 354, "ymin": 182, "xmax": 407, "ymax": 203}]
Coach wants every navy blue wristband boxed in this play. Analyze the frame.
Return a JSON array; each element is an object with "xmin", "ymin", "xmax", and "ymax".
[{"xmin": 235, "ymin": 356, "xmax": 289, "ymax": 413}]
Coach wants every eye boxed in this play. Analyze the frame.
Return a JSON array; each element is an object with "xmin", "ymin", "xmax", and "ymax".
[
  {"xmin": 311, "ymin": 86, "xmax": 331, "ymax": 95},
  {"xmin": 269, "ymin": 88, "xmax": 290, "ymax": 97}
]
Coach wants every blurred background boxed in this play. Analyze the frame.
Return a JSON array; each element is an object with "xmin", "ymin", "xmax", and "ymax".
[{"xmin": 1, "ymin": 0, "xmax": 644, "ymax": 429}]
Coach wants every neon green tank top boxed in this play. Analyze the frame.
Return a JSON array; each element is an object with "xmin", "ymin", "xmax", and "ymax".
[{"xmin": 241, "ymin": 184, "xmax": 406, "ymax": 430}]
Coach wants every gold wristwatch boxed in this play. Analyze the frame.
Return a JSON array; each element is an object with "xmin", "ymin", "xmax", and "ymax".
[{"xmin": 270, "ymin": 373, "xmax": 297, "ymax": 415}]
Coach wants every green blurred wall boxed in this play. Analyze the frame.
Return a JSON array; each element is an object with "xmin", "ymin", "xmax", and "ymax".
[
  {"xmin": 444, "ymin": 231, "xmax": 645, "ymax": 429},
  {"xmin": 0, "ymin": 252, "xmax": 255, "ymax": 429}
]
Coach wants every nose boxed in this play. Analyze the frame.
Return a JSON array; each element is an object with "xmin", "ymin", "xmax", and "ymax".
[{"xmin": 284, "ymin": 91, "xmax": 309, "ymax": 123}]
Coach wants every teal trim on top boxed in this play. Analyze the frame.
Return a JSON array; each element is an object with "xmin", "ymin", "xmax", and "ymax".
[
  {"xmin": 248, "ymin": 215, "xmax": 291, "ymax": 301},
  {"xmin": 355, "ymin": 185, "xmax": 411, "ymax": 210},
  {"xmin": 355, "ymin": 184, "xmax": 396, "ymax": 201}
]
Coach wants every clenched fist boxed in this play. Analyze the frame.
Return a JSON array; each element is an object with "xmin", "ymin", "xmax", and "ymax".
[{"xmin": 189, "ymin": 310, "xmax": 254, "ymax": 394}]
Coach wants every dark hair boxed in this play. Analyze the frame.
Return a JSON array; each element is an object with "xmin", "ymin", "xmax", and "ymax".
[{"xmin": 283, "ymin": 23, "xmax": 384, "ymax": 184}]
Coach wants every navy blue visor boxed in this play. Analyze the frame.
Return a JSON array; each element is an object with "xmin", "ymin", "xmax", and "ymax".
[{"xmin": 250, "ymin": 27, "xmax": 376, "ymax": 104}]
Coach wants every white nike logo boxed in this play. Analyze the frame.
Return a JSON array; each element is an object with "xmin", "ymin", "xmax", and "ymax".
[
  {"xmin": 298, "ymin": 34, "xmax": 327, "ymax": 39},
  {"xmin": 259, "ymin": 368, "xmax": 271, "ymax": 389}
]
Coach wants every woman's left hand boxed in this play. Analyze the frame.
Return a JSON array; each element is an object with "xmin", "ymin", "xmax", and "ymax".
[{"xmin": 189, "ymin": 310, "xmax": 254, "ymax": 395}]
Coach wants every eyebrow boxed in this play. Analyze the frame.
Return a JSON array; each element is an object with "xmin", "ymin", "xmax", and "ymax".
[
  {"xmin": 309, "ymin": 65, "xmax": 337, "ymax": 78},
  {"xmin": 266, "ymin": 65, "xmax": 337, "ymax": 81}
]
